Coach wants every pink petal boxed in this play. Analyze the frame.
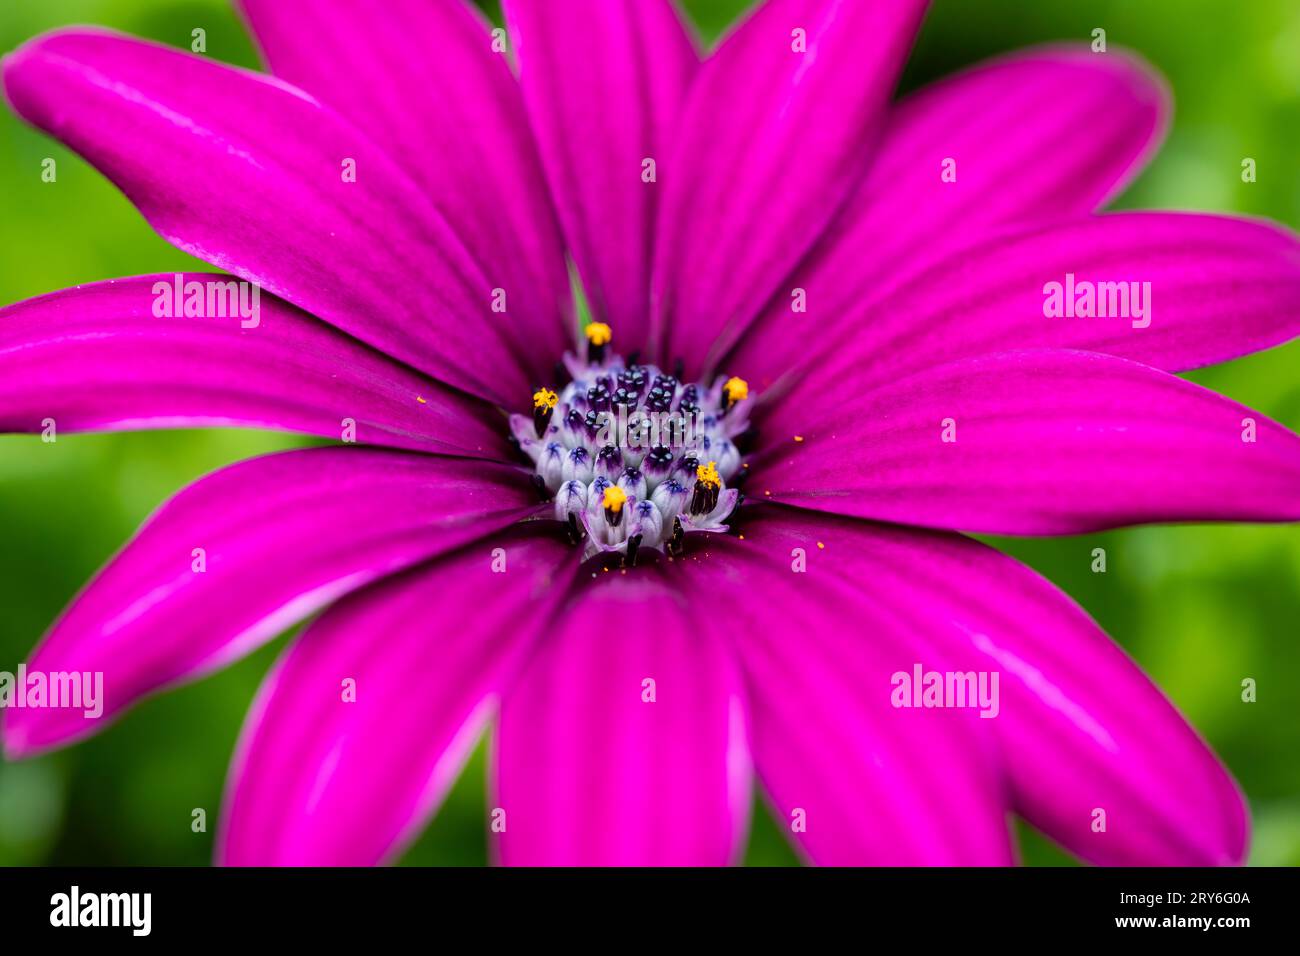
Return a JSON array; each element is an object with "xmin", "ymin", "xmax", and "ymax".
[
  {"xmin": 767, "ymin": 213, "xmax": 1300, "ymax": 398},
  {"xmin": 758, "ymin": 349, "xmax": 1300, "ymax": 535},
  {"xmin": 220, "ymin": 527, "xmax": 574, "ymax": 866},
  {"xmin": 2, "ymin": 29, "xmax": 532, "ymax": 404},
  {"xmin": 727, "ymin": 46, "xmax": 1170, "ymax": 380},
  {"xmin": 0, "ymin": 275, "xmax": 508, "ymax": 457},
  {"xmin": 237, "ymin": 0, "xmax": 573, "ymax": 358},
  {"xmin": 493, "ymin": 570, "xmax": 751, "ymax": 865},
  {"xmin": 2, "ymin": 449, "xmax": 540, "ymax": 757},
  {"xmin": 665, "ymin": 518, "xmax": 1015, "ymax": 865},
  {"xmin": 503, "ymin": 0, "xmax": 698, "ymax": 353},
  {"xmin": 706, "ymin": 507, "xmax": 1245, "ymax": 865},
  {"xmin": 651, "ymin": 0, "xmax": 927, "ymax": 374}
]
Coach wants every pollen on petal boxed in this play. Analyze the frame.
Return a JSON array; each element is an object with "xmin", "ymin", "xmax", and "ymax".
[{"xmin": 585, "ymin": 322, "xmax": 612, "ymax": 347}]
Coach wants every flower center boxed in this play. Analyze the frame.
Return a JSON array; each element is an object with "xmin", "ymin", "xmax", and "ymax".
[{"xmin": 510, "ymin": 325, "xmax": 751, "ymax": 563}]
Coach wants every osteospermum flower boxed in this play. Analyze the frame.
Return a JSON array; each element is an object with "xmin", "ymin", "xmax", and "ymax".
[{"xmin": 2, "ymin": 0, "xmax": 1299, "ymax": 866}]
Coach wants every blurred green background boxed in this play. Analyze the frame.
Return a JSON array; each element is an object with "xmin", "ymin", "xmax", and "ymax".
[{"xmin": 0, "ymin": 0, "xmax": 1297, "ymax": 866}]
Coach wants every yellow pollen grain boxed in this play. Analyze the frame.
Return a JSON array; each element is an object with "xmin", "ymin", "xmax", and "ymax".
[
  {"xmin": 817, "ymin": 541, "xmax": 825, "ymax": 550},
  {"xmin": 585, "ymin": 322, "xmax": 612, "ymax": 346},
  {"xmin": 416, "ymin": 395, "xmax": 427, "ymax": 404},
  {"xmin": 695, "ymin": 461, "xmax": 721, "ymax": 489},
  {"xmin": 723, "ymin": 376, "xmax": 749, "ymax": 404},
  {"xmin": 533, "ymin": 387, "xmax": 558, "ymax": 409},
  {"xmin": 602, "ymin": 485, "xmax": 628, "ymax": 513},
  {"xmin": 794, "ymin": 435, "xmax": 804, "ymax": 442}
]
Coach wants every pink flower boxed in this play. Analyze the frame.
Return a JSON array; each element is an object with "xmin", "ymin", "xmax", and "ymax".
[{"xmin": 2, "ymin": 0, "xmax": 1297, "ymax": 866}]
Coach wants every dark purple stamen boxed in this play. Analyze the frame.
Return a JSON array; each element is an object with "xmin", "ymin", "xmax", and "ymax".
[
  {"xmin": 666, "ymin": 517, "xmax": 685, "ymax": 557},
  {"xmin": 587, "ymin": 383, "xmax": 611, "ymax": 412},
  {"xmin": 597, "ymin": 444, "xmax": 623, "ymax": 474},
  {"xmin": 611, "ymin": 386, "xmax": 636, "ymax": 411},
  {"xmin": 617, "ymin": 366, "xmax": 647, "ymax": 396},
  {"xmin": 689, "ymin": 479, "xmax": 720, "ymax": 516},
  {"xmin": 645, "ymin": 386, "xmax": 672, "ymax": 413},
  {"xmin": 533, "ymin": 398, "xmax": 555, "ymax": 437},
  {"xmin": 645, "ymin": 445, "xmax": 674, "ymax": 471}
]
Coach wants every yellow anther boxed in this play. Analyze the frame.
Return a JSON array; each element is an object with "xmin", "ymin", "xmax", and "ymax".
[
  {"xmin": 695, "ymin": 461, "xmax": 721, "ymax": 489},
  {"xmin": 585, "ymin": 322, "xmax": 613, "ymax": 347},
  {"xmin": 533, "ymin": 387, "xmax": 558, "ymax": 410},
  {"xmin": 602, "ymin": 485, "xmax": 628, "ymax": 513},
  {"xmin": 722, "ymin": 376, "xmax": 749, "ymax": 405}
]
